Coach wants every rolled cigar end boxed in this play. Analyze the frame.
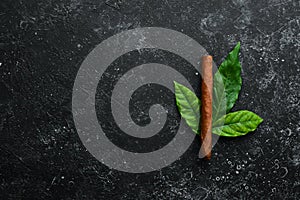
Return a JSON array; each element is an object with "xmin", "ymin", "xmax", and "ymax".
[
  {"xmin": 199, "ymin": 55, "xmax": 213, "ymax": 160},
  {"xmin": 202, "ymin": 55, "xmax": 213, "ymax": 62}
]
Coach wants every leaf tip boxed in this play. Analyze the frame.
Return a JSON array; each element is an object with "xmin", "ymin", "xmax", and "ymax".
[
  {"xmin": 235, "ymin": 42, "xmax": 241, "ymax": 52},
  {"xmin": 258, "ymin": 116, "xmax": 264, "ymax": 124},
  {"xmin": 174, "ymin": 81, "xmax": 182, "ymax": 89}
]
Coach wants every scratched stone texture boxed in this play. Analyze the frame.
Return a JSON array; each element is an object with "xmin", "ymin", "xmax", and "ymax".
[{"xmin": 0, "ymin": 0, "xmax": 299, "ymax": 199}]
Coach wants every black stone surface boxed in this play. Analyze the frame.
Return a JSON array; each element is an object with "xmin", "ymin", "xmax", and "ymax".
[{"xmin": 1, "ymin": 0, "xmax": 299, "ymax": 199}]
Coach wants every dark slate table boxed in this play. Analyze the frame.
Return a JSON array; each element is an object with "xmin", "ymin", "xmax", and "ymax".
[{"xmin": 1, "ymin": 0, "xmax": 299, "ymax": 199}]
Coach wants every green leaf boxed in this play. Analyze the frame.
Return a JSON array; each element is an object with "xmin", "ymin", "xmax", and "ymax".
[
  {"xmin": 174, "ymin": 81, "xmax": 200, "ymax": 134},
  {"xmin": 212, "ymin": 70, "xmax": 227, "ymax": 125},
  {"xmin": 216, "ymin": 42, "xmax": 242, "ymax": 113},
  {"xmin": 212, "ymin": 110, "xmax": 263, "ymax": 137}
]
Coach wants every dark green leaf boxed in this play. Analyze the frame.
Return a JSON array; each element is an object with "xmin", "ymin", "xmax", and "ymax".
[
  {"xmin": 174, "ymin": 81, "xmax": 200, "ymax": 134},
  {"xmin": 212, "ymin": 110, "xmax": 263, "ymax": 137},
  {"xmin": 216, "ymin": 42, "xmax": 242, "ymax": 113}
]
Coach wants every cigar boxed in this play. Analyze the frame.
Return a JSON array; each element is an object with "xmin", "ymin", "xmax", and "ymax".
[{"xmin": 199, "ymin": 55, "xmax": 213, "ymax": 160}]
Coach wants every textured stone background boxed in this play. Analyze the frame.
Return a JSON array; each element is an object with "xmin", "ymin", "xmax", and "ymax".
[{"xmin": 1, "ymin": 0, "xmax": 299, "ymax": 199}]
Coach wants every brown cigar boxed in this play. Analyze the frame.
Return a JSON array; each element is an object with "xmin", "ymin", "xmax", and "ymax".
[{"xmin": 199, "ymin": 55, "xmax": 213, "ymax": 160}]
